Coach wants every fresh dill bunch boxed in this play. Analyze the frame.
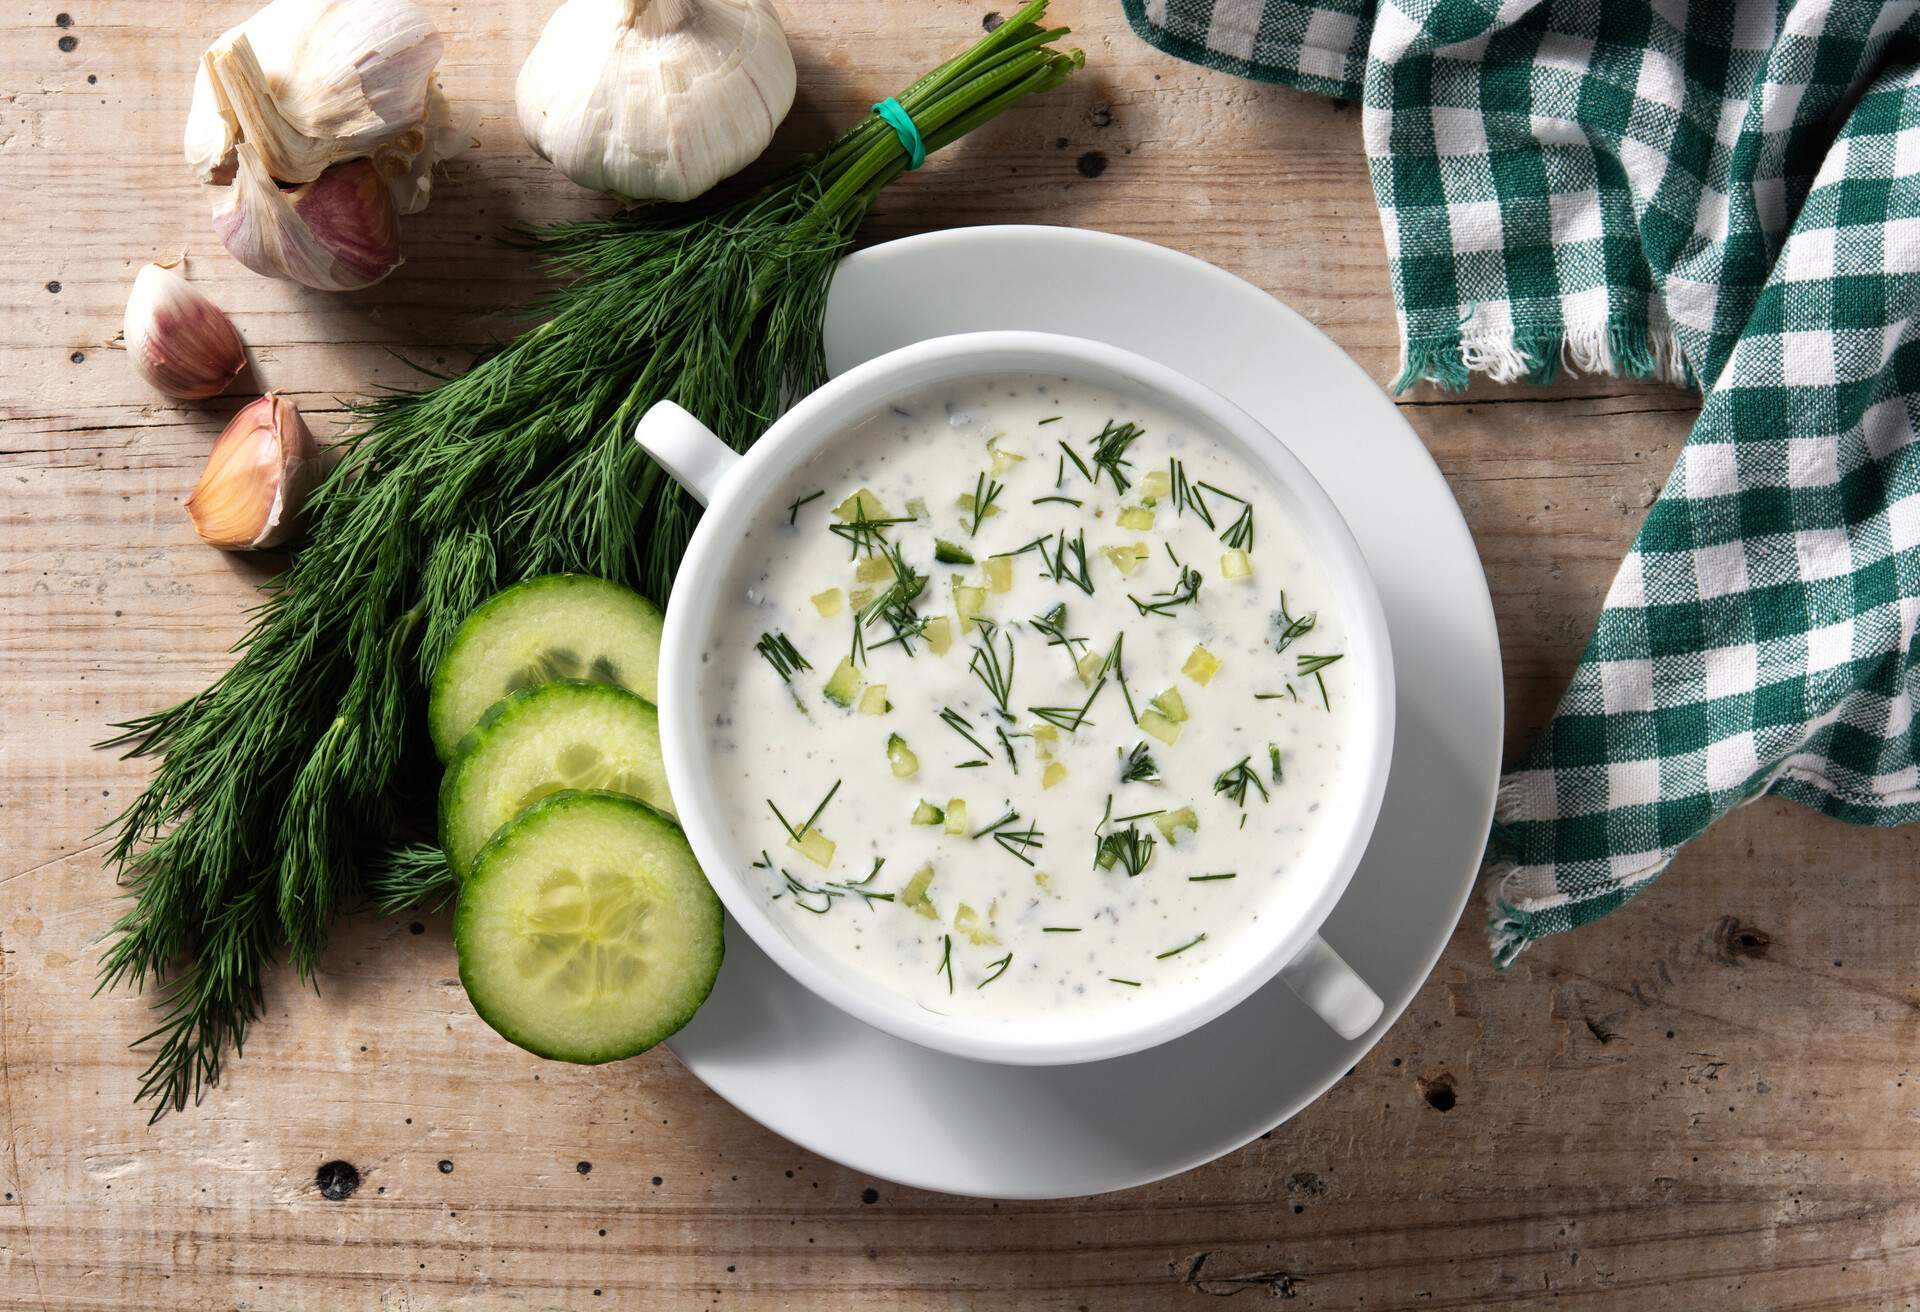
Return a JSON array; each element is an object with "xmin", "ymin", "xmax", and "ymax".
[{"xmin": 97, "ymin": 4, "xmax": 1081, "ymax": 1120}]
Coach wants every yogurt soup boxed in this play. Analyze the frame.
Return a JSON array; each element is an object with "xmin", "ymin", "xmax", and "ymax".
[{"xmin": 700, "ymin": 374, "xmax": 1353, "ymax": 1020}]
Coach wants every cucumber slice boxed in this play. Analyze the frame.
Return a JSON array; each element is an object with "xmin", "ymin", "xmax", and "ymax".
[
  {"xmin": 455, "ymin": 791, "xmax": 722, "ymax": 1063},
  {"xmin": 429, "ymin": 574, "xmax": 664, "ymax": 761},
  {"xmin": 440, "ymin": 681, "xmax": 674, "ymax": 879}
]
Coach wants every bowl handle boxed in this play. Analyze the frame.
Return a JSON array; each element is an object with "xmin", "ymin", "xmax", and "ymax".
[
  {"xmin": 1279, "ymin": 935, "xmax": 1383, "ymax": 1040},
  {"xmin": 634, "ymin": 401, "xmax": 741, "ymax": 507}
]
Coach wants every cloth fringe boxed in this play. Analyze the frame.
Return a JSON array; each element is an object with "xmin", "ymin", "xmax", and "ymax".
[{"xmin": 1393, "ymin": 317, "xmax": 1692, "ymax": 394}]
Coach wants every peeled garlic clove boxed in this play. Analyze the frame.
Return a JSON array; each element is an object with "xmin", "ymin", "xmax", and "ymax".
[
  {"xmin": 124, "ymin": 259, "xmax": 247, "ymax": 400},
  {"xmin": 188, "ymin": 0, "xmax": 448, "ymax": 186},
  {"xmin": 517, "ymin": 0, "xmax": 797, "ymax": 203},
  {"xmin": 188, "ymin": 393, "xmax": 319, "ymax": 550},
  {"xmin": 212, "ymin": 142, "xmax": 403, "ymax": 290}
]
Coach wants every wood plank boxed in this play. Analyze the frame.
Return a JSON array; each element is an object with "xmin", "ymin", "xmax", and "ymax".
[{"xmin": 6, "ymin": 2, "xmax": 1914, "ymax": 1309}]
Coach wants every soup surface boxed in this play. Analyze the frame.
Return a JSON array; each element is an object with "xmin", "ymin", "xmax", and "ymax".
[{"xmin": 701, "ymin": 374, "xmax": 1353, "ymax": 1020}]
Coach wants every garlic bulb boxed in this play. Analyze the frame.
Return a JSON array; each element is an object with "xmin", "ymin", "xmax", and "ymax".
[
  {"xmin": 517, "ymin": 0, "xmax": 796, "ymax": 203},
  {"xmin": 213, "ymin": 145, "xmax": 403, "ymax": 291},
  {"xmin": 185, "ymin": 0, "xmax": 471, "ymax": 288},
  {"xmin": 124, "ymin": 259, "xmax": 247, "ymax": 400},
  {"xmin": 188, "ymin": 393, "xmax": 320, "ymax": 550}
]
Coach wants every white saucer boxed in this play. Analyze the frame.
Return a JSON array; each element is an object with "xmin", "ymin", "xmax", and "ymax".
[{"xmin": 666, "ymin": 226, "xmax": 1503, "ymax": 1199}]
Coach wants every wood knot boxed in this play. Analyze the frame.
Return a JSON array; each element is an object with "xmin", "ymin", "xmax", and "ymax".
[
  {"xmin": 1710, "ymin": 916, "xmax": 1772, "ymax": 965},
  {"xmin": 315, "ymin": 1160, "xmax": 361, "ymax": 1201},
  {"xmin": 1417, "ymin": 1070, "xmax": 1457, "ymax": 1112}
]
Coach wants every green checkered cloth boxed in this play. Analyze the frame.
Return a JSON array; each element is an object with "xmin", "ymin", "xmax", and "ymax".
[{"xmin": 1126, "ymin": 0, "xmax": 1920, "ymax": 962}]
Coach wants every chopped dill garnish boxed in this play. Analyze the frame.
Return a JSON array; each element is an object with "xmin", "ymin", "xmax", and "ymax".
[
  {"xmin": 1054, "ymin": 528, "xmax": 1094, "ymax": 594},
  {"xmin": 935, "ymin": 933, "xmax": 954, "ymax": 994},
  {"xmin": 787, "ymin": 490, "xmax": 825, "ymax": 525},
  {"xmin": 755, "ymin": 631, "xmax": 810, "ymax": 683},
  {"xmin": 1057, "ymin": 438, "xmax": 1091, "ymax": 481},
  {"xmin": 828, "ymin": 507, "xmax": 915, "ymax": 558},
  {"xmin": 1168, "ymin": 458, "xmax": 1215, "ymax": 528},
  {"xmin": 1120, "ymin": 740, "xmax": 1158, "ymax": 783},
  {"xmin": 977, "ymin": 953, "xmax": 1014, "ymax": 987},
  {"xmin": 968, "ymin": 618, "xmax": 1016, "ymax": 719},
  {"xmin": 1101, "ymin": 632, "xmax": 1138, "ymax": 722},
  {"xmin": 939, "ymin": 706, "xmax": 995, "ymax": 761},
  {"xmin": 1031, "ymin": 495, "xmax": 1083, "ymax": 507},
  {"xmin": 1213, "ymin": 756, "xmax": 1270, "ymax": 808},
  {"xmin": 1088, "ymin": 419, "xmax": 1143, "ymax": 494},
  {"xmin": 1188, "ymin": 872, "xmax": 1237, "ymax": 882},
  {"xmin": 996, "ymin": 725, "xmax": 1020, "ymax": 772},
  {"xmin": 1220, "ymin": 501, "xmax": 1254, "ymax": 550},
  {"xmin": 1037, "ymin": 414, "xmax": 1064, "ymax": 425},
  {"xmin": 1268, "ymin": 743, "xmax": 1284, "ymax": 783},
  {"xmin": 1030, "ymin": 603, "xmax": 1090, "ymax": 666},
  {"xmin": 1095, "ymin": 824, "xmax": 1155, "ymax": 877},
  {"xmin": 966, "ymin": 471, "xmax": 1004, "ymax": 536},
  {"xmin": 1030, "ymin": 673, "xmax": 1105, "ymax": 732},
  {"xmin": 1254, "ymin": 687, "xmax": 1301, "ymax": 703},
  {"xmin": 1297, "ymin": 652, "xmax": 1344, "ymax": 709},
  {"xmin": 1041, "ymin": 926, "xmax": 1081, "ymax": 933},
  {"xmin": 1155, "ymin": 932, "xmax": 1208, "ymax": 960},
  {"xmin": 973, "ymin": 809, "xmax": 1044, "ymax": 865},
  {"xmin": 1128, "ymin": 564, "xmax": 1203, "ymax": 618},
  {"xmin": 858, "ymin": 541, "xmax": 930, "ymax": 654},
  {"xmin": 766, "ymin": 779, "xmax": 842, "ymax": 840},
  {"xmin": 1108, "ymin": 977, "xmax": 1142, "ymax": 987},
  {"xmin": 1273, "ymin": 592, "xmax": 1317, "ymax": 655}
]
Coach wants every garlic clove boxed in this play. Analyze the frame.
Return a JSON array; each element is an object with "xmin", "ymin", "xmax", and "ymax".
[
  {"xmin": 517, "ymin": 0, "xmax": 797, "ymax": 204},
  {"xmin": 212, "ymin": 142, "xmax": 403, "ymax": 290},
  {"xmin": 188, "ymin": 393, "xmax": 319, "ymax": 551},
  {"xmin": 385, "ymin": 79, "xmax": 475, "ymax": 216},
  {"xmin": 190, "ymin": 0, "xmax": 449, "ymax": 186},
  {"xmin": 124, "ymin": 259, "xmax": 248, "ymax": 400}
]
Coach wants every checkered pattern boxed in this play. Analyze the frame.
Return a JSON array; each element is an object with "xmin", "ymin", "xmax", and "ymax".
[{"xmin": 1126, "ymin": 0, "xmax": 1920, "ymax": 961}]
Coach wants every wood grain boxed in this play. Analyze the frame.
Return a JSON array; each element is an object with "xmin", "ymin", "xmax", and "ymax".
[{"xmin": 3, "ymin": 2, "xmax": 1915, "ymax": 1309}]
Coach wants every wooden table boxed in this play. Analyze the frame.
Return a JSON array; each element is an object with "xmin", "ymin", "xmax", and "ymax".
[{"xmin": 5, "ymin": 2, "xmax": 1917, "ymax": 1307}]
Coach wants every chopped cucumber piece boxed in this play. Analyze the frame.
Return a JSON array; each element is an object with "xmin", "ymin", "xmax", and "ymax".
[
  {"xmin": 855, "ymin": 555, "xmax": 895, "ymax": 583},
  {"xmin": 455, "ymin": 791, "xmax": 721, "ymax": 1064},
  {"xmin": 1150, "ymin": 687, "xmax": 1189, "ymax": 722},
  {"xmin": 906, "ymin": 496, "xmax": 929, "ymax": 520},
  {"xmin": 1183, "ymin": 645, "xmax": 1221, "ymax": 685},
  {"xmin": 1077, "ymin": 651, "xmax": 1104, "ymax": 685},
  {"xmin": 1140, "ymin": 469, "xmax": 1171, "ymax": 501},
  {"xmin": 429, "ymin": 574, "xmax": 663, "ymax": 761},
  {"xmin": 823, "ymin": 657, "xmax": 861, "ymax": 707},
  {"xmin": 955, "ymin": 491, "xmax": 1002, "ymax": 521},
  {"xmin": 944, "ymin": 799, "xmax": 968, "ymax": 834},
  {"xmin": 1221, "ymin": 548, "xmax": 1254, "ymax": 580},
  {"xmin": 858, "ymin": 685, "xmax": 891, "ymax": 715},
  {"xmin": 1139, "ymin": 709, "xmax": 1183, "ymax": 745},
  {"xmin": 1042, "ymin": 761, "xmax": 1068, "ymax": 789},
  {"xmin": 935, "ymin": 539, "xmax": 975, "ymax": 565},
  {"xmin": 440, "ymin": 682, "xmax": 673, "ymax": 880},
  {"xmin": 833, "ymin": 488, "xmax": 888, "ymax": 521},
  {"xmin": 1154, "ymin": 806, "xmax": 1200, "ymax": 845},
  {"xmin": 1034, "ymin": 871, "xmax": 1052, "ymax": 892},
  {"xmin": 788, "ymin": 827, "xmax": 835, "ymax": 867},
  {"xmin": 954, "ymin": 902, "xmax": 999, "ymax": 946},
  {"xmin": 901, "ymin": 864, "xmax": 938, "ymax": 919},
  {"xmin": 952, "ymin": 580, "xmax": 987, "ymax": 631},
  {"xmin": 910, "ymin": 800, "xmax": 945, "ymax": 825},
  {"xmin": 887, "ymin": 734, "xmax": 920, "ymax": 778},
  {"xmin": 925, "ymin": 615, "xmax": 953, "ymax": 654},
  {"xmin": 1118, "ymin": 506, "xmax": 1156, "ymax": 530},
  {"xmin": 811, "ymin": 587, "xmax": 845, "ymax": 617},
  {"xmin": 984, "ymin": 555, "xmax": 1014, "ymax": 593},
  {"xmin": 989, "ymin": 445, "xmax": 1026, "ymax": 476},
  {"xmin": 1031, "ymin": 723, "xmax": 1059, "ymax": 756},
  {"xmin": 848, "ymin": 586, "xmax": 875, "ymax": 609},
  {"xmin": 1102, "ymin": 542, "xmax": 1150, "ymax": 576}
]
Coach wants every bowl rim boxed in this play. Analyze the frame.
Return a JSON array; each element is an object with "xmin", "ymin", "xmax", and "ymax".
[{"xmin": 656, "ymin": 330, "xmax": 1397, "ymax": 1065}]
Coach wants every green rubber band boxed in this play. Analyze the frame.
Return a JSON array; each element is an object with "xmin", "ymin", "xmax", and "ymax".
[{"xmin": 872, "ymin": 97, "xmax": 926, "ymax": 170}]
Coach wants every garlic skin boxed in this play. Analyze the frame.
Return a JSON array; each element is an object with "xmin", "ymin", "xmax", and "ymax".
[
  {"xmin": 517, "ymin": 0, "xmax": 796, "ymax": 204},
  {"xmin": 186, "ymin": 0, "xmax": 471, "ymax": 287},
  {"xmin": 213, "ymin": 144, "xmax": 403, "ymax": 291},
  {"xmin": 124, "ymin": 260, "xmax": 247, "ymax": 400},
  {"xmin": 188, "ymin": 393, "xmax": 320, "ymax": 551}
]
